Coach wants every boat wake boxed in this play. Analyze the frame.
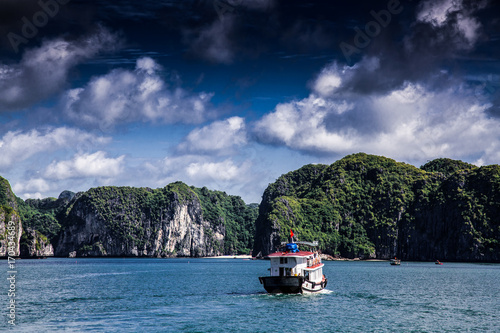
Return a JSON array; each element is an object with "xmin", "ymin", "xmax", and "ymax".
[
  {"xmin": 319, "ymin": 289, "xmax": 334, "ymax": 294},
  {"xmin": 302, "ymin": 288, "xmax": 333, "ymax": 296}
]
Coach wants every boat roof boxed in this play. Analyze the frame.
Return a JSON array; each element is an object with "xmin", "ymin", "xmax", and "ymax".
[{"xmin": 268, "ymin": 250, "xmax": 314, "ymax": 258}]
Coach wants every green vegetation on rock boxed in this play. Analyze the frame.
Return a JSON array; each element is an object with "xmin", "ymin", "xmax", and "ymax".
[
  {"xmin": 192, "ymin": 186, "xmax": 257, "ymax": 254},
  {"xmin": 254, "ymin": 153, "xmax": 500, "ymax": 262},
  {"xmin": 55, "ymin": 182, "xmax": 258, "ymax": 257}
]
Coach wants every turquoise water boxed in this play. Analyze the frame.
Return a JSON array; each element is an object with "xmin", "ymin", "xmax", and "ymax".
[{"xmin": 1, "ymin": 258, "xmax": 499, "ymax": 332}]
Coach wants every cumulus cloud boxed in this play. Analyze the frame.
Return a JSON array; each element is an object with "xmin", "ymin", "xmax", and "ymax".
[
  {"xmin": 313, "ymin": 70, "xmax": 342, "ymax": 97},
  {"xmin": 12, "ymin": 178, "xmax": 51, "ymax": 195},
  {"xmin": 186, "ymin": 159, "xmax": 250, "ymax": 182},
  {"xmin": 254, "ymin": 95, "xmax": 357, "ymax": 154},
  {"xmin": 0, "ymin": 127, "xmax": 110, "ymax": 170},
  {"xmin": 44, "ymin": 151, "xmax": 125, "ymax": 180},
  {"xmin": 0, "ymin": 27, "xmax": 118, "ymax": 111},
  {"xmin": 312, "ymin": 58, "xmax": 381, "ymax": 96},
  {"xmin": 131, "ymin": 152, "xmax": 257, "ymax": 201},
  {"xmin": 158, "ymin": 153, "xmax": 251, "ymax": 185},
  {"xmin": 177, "ymin": 117, "xmax": 247, "ymax": 155},
  {"xmin": 61, "ymin": 57, "xmax": 215, "ymax": 129},
  {"xmin": 254, "ymin": 56, "xmax": 500, "ymax": 164}
]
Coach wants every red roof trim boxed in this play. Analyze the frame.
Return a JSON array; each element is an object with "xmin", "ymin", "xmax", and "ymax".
[
  {"xmin": 303, "ymin": 263, "xmax": 324, "ymax": 270},
  {"xmin": 267, "ymin": 250, "xmax": 314, "ymax": 257}
]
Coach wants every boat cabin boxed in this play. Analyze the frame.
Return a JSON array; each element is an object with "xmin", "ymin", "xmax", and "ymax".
[{"xmin": 268, "ymin": 250, "xmax": 322, "ymax": 279}]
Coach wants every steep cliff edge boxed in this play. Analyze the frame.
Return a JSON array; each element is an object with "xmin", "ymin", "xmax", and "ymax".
[
  {"xmin": 253, "ymin": 154, "xmax": 500, "ymax": 262},
  {"xmin": 54, "ymin": 182, "xmax": 256, "ymax": 257},
  {"xmin": 17, "ymin": 190, "xmax": 73, "ymax": 257},
  {"xmin": 0, "ymin": 177, "xmax": 22, "ymax": 257},
  {"xmin": 20, "ymin": 228, "xmax": 54, "ymax": 257}
]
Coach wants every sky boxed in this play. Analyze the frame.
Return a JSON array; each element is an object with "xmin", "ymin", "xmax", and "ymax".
[{"xmin": 0, "ymin": 0, "xmax": 499, "ymax": 204}]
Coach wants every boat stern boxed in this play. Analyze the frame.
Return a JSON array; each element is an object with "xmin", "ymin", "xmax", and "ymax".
[{"xmin": 259, "ymin": 276, "xmax": 304, "ymax": 294}]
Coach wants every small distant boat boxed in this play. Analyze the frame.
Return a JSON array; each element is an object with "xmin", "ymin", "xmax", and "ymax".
[
  {"xmin": 435, "ymin": 260, "xmax": 443, "ymax": 265},
  {"xmin": 390, "ymin": 258, "xmax": 401, "ymax": 265},
  {"xmin": 258, "ymin": 230, "xmax": 327, "ymax": 294}
]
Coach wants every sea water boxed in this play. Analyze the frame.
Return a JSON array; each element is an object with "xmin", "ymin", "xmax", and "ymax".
[{"xmin": 1, "ymin": 258, "xmax": 499, "ymax": 332}]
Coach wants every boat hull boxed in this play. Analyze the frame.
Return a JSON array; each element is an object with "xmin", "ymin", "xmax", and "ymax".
[
  {"xmin": 259, "ymin": 276, "xmax": 327, "ymax": 294},
  {"xmin": 259, "ymin": 276, "xmax": 304, "ymax": 293}
]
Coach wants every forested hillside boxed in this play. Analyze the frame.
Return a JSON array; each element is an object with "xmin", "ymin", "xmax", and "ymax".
[{"xmin": 253, "ymin": 153, "xmax": 500, "ymax": 262}]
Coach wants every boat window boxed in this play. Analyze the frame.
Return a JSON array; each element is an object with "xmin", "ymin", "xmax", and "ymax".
[
  {"xmin": 280, "ymin": 257, "xmax": 288, "ymax": 264},
  {"xmin": 279, "ymin": 267, "xmax": 284, "ymax": 276}
]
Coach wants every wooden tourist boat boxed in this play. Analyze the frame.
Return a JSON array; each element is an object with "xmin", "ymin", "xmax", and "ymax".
[{"xmin": 258, "ymin": 230, "xmax": 327, "ymax": 294}]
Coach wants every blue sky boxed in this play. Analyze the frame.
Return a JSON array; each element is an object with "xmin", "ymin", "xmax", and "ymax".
[{"xmin": 0, "ymin": 0, "xmax": 499, "ymax": 203}]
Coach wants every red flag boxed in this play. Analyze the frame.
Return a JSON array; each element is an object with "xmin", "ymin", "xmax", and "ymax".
[{"xmin": 290, "ymin": 229, "xmax": 294, "ymax": 238}]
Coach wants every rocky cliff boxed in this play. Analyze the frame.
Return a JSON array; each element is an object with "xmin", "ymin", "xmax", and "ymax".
[
  {"xmin": 0, "ymin": 177, "xmax": 22, "ymax": 257},
  {"xmin": 20, "ymin": 228, "xmax": 54, "ymax": 257},
  {"xmin": 17, "ymin": 190, "xmax": 73, "ymax": 257},
  {"xmin": 54, "ymin": 182, "xmax": 256, "ymax": 257},
  {"xmin": 253, "ymin": 154, "xmax": 500, "ymax": 262}
]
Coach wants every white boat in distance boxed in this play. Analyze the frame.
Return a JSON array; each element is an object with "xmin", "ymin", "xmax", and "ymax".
[{"xmin": 259, "ymin": 230, "xmax": 327, "ymax": 294}]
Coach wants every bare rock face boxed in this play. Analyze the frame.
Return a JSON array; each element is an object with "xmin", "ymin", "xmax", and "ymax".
[
  {"xmin": 252, "ymin": 192, "xmax": 282, "ymax": 258},
  {"xmin": 20, "ymin": 228, "xmax": 54, "ymax": 257},
  {"xmin": 0, "ymin": 210, "xmax": 22, "ymax": 257},
  {"xmin": 0, "ymin": 177, "xmax": 22, "ymax": 257},
  {"xmin": 55, "ymin": 184, "xmax": 225, "ymax": 257}
]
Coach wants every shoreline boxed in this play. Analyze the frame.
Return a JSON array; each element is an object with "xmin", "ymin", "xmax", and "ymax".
[{"xmin": 202, "ymin": 255, "xmax": 252, "ymax": 259}]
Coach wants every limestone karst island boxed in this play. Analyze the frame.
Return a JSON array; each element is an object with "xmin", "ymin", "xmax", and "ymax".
[{"xmin": 2, "ymin": 154, "xmax": 499, "ymax": 262}]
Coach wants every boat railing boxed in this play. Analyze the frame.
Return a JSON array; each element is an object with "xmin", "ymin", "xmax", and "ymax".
[{"xmin": 306, "ymin": 257, "xmax": 321, "ymax": 267}]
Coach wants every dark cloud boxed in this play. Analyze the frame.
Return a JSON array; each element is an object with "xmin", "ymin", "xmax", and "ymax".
[
  {"xmin": 0, "ymin": 27, "xmax": 119, "ymax": 112},
  {"xmin": 321, "ymin": 0, "xmax": 499, "ymax": 100}
]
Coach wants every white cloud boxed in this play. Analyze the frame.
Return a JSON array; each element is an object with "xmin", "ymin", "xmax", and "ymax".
[
  {"xmin": 13, "ymin": 178, "xmax": 51, "ymax": 195},
  {"xmin": 417, "ymin": 0, "xmax": 460, "ymax": 26},
  {"xmin": 311, "ymin": 58, "xmax": 380, "ymax": 97},
  {"xmin": 314, "ymin": 72, "xmax": 342, "ymax": 97},
  {"xmin": 255, "ymin": 70, "xmax": 500, "ymax": 165},
  {"xmin": 18, "ymin": 192, "xmax": 44, "ymax": 200},
  {"xmin": 416, "ymin": 0, "xmax": 486, "ymax": 48},
  {"xmin": 0, "ymin": 27, "xmax": 118, "ymax": 111},
  {"xmin": 186, "ymin": 159, "xmax": 250, "ymax": 182},
  {"xmin": 62, "ymin": 57, "xmax": 214, "ymax": 129},
  {"xmin": 254, "ymin": 95, "xmax": 356, "ymax": 153},
  {"xmin": 177, "ymin": 117, "xmax": 247, "ymax": 155},
  {"xmin": 128, "ymin": 152, "xmax": 261, "ymax": 202},
  {"xmin": 157, "ymin": 154, "xmax": 251, "ymax": 184},
  {"xmin": 44, "ymin": 151, "xmax": 125, "ymax": 180},
  {"xmin": 0, "ymin": 127, "xmax": 110, "ymax": 170}
]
